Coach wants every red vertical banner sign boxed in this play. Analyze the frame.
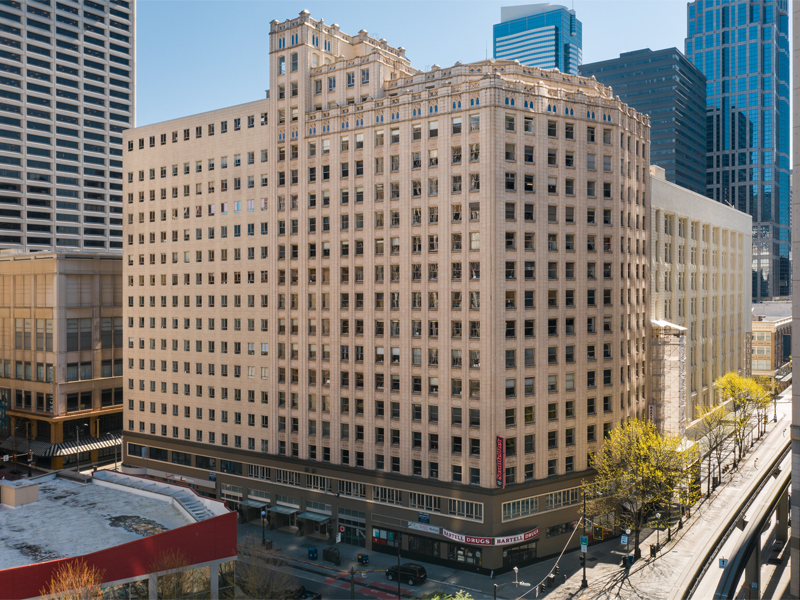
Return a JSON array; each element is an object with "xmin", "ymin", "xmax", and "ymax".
[{"xmin": 496, "ymin": 436, "xmax": 506, "ymax": 488}]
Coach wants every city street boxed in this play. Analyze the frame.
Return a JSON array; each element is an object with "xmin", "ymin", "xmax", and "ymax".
[{"xmin": 239, "ymin": 399, "xmax": 793, "ymax": 600}]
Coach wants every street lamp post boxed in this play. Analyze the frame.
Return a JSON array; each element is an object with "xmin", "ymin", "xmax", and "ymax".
[
  {"xmin": 492, "ymin": 569, "xmax": 531, "ymax": 600},
  {"xmin": 396, "ymin": 534, "xmax": 401, "ymax": 600},
  {"xmin": 581, "ymin": 488, "xmax": 589, "ymax": 588},
  {"xmin": 625, "ymin": 528, "xmax": 631, "ymax": 558},
  {"xmin": 655, "ymin": 512, "xmax": 661, "ymax": 553},
  {"xmin": 261, "ymin": 509, "xmax": 266, "ymax": 545},
  {"xmin": 26, "ymin": 422, "xmax": 31, "ymax": 477}
]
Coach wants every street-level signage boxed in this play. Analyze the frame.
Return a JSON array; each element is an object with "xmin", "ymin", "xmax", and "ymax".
[
  {"xmin": 621, "ymin": 535, "xmax": 628, "ymax": 545},
  {"xmin": 496, "ymin": 436, "xmax": 506, "ymax": 488},
  {"xmin": 494, "ymin": 528, "xmax": 540, "ymax": 546},
  {"xmin": 580, "ymin": 535, "xmax": 588, "ymax": 546},
  {"xmin": 581, "ymin": 544, "xmax": 588, "ymax": 553},
  {"xmin": 442, "ymin": 526, "xmax": 539, "ymax": 546},
  {"xmin": 443, "ymin": 529, "xmax": 493, "ymax": 546},
  {"xmin": 418, "ymin": 512, "xmax": 430, "ymax": 524},
  {"xmin": 408, "ymin": 522, "xmax": 440, "ymax": 535},
  {"xmin": 719, "ymin": 558, "xmax": 728, "ymax": 568}
]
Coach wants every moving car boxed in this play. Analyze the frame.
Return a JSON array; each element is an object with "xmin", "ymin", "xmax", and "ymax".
[{"xmin": 385, "ymin": 563, "xmax": 428, "ymax": 586}]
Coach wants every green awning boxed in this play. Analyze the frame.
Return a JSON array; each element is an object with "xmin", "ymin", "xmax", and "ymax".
[
  {"xmin": 268, "ymin": 505, "xmax": 298, "ymax": 515},
  {"xmin": 297, "ymin": 511, "xmax": 331, "ymax": 523},
  {"xmin": 240, "ymin": 499, "xmax": 269, "ymax": 509}
]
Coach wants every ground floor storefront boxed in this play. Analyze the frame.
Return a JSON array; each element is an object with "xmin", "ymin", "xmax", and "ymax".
[{"xmin": 122, "ymin": 432, "xmax": 604, "ymax": 573}]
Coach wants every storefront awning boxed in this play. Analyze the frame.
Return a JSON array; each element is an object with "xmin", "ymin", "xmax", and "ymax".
[
  {"xmin": 43, "ymin": 432, "xmax": 121, "ymax": 457},
  {"xmin": 297, "ymin": 511, "xmax": 331, "ymax": 523},
  {"xmin": 0, "ymin": 436, "xmax": 53, "ymax": 458},
  {"xmin": 240, "ymin": 499, "xmax": 269, "ymax": 509},
  {"xmin": 268, "ymin": 505, "xmax": 298, "ymax": 515}
]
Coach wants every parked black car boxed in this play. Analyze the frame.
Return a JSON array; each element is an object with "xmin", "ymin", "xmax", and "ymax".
[
  {"xmin": 385, "ymin": 563, "xmax": 428, "ymax": 586},
  {"xmin": 285, "ymin": 585, "xmax": 323, "ymax": 599}
]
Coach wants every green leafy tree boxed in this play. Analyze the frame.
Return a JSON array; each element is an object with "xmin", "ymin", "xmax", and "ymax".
[
  {"xmin": 583, "ymin": 418, "xmax": 700, "ymax": 559},
  {"xmin": 715, "ymin": 372, "xmax": 767, "ymax": 461},
  {"xmin": 427, "ymin": 592, "xmax": 474, "ymax": 600}
]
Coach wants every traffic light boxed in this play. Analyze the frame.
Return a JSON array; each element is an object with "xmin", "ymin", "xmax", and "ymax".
[
  {"xmin": 540, "ymin": 582, "xmax": 546, "ymax": 594},
  {"xmin": 554, "ymin": 565, "xmax": 559, "ymax": 576},
  {"xmin": 650, "ymin": 544, "xmax": 656, "ymax": 558},
  {"xmin": 593, "ymin": 525, "xmax": 603, "ymax": 540}
]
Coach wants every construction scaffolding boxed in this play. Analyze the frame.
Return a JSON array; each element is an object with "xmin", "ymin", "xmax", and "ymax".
[{"xmin": 650, "ymin": 320, "xmax": 687, "ymax": 437}]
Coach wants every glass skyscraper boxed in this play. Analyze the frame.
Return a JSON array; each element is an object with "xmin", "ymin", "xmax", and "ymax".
[
  {"xmin": 493, "ymin": 4, "xmax": 582, "ymax": 74},
  {"xmin": 0, "ymin": 0, "xmax": 134, "ymax": 253},
  {"xmin": 685, "ymin": 0, "xmax": 790, "ymax": 299},
  {"xmin": 580, "ymin": 48, "xmax": 707, "ymax": 195}
]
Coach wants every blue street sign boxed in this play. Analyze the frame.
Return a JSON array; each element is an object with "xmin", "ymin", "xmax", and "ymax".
[
  {"xmin": 580, "ymin": 535, "xmax": 588, "ymax": 546},
  {"xmin": 719, "ymin": 558, "xmax": 728, "ymax": 568}
]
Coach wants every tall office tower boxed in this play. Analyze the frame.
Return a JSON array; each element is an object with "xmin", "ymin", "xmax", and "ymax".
[
  {"xmin": 121, "ymin": 11, "xmax": 650, "ymax": 571},
  {"xmin": 648, "ymin": 165, "xmax": 751, "ymax": 437},
  {"xmin": 0, "ymin": 0, "xmax": 135, "ymax": 253},
  {"xmin": 685, "ymin": 0, "xmax": 790, "ymax": 299},
  {"xmin": 493, "ymin": 4, "xmax": 581, "ymax": 74},
  {"xmin": 580, "ymin": 49, "xmax": 707, "ymax": 195}
]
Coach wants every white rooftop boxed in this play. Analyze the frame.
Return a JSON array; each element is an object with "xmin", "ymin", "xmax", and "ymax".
[{"xmin": 0, "ymin": 475, "xmax": 193, "ymax": 569}]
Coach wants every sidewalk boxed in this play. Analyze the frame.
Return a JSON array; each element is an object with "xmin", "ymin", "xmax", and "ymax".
[{"xmin": 237, "ymin": 409, "xmax": 791, "ymax": 599}]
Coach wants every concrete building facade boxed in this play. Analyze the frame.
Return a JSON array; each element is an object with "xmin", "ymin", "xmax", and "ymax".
[
  {"xmin": 493, "ymin": 4, "xmax": 582, "ymax": 74},
  {"xmin": 579, "ymin": 48, "xmax": 706, "ymax": 196},
  {"xmin": 750, "ymin": 313, "xmax": 791, "ymax": 395},
  {"xmin": 685, "ymin": 0, "xmax": 791, "ymax": 300},
  {"xmin": 0, "ymin": 0, "xmax": 135, "ymax": 253},
  {"xmin": 121, "ymin": 11, "xmax": 650, "ymax": 572},
  {"xmin": 0, "ymin": 252, "xmax": 123, "ymax": 470},
  {"xmin": 648, "ymin": 165, "xmax": 751, "ymax": 435}
]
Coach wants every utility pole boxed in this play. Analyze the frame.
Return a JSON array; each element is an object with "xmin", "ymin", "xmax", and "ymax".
[
  {"xmin": 26, "ymin": 422, "xmax": 31, "ymax": 477},
  {"xmin": 350, "ymin": 566, "xmax": 355, "ymax": 600},
  {"xmin": 581, "ymin": 488, "xmax": 589, "ymax": 588}
]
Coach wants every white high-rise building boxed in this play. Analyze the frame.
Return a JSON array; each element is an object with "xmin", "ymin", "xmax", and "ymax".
[{"xmin": 121, "ymin": 11, "xmax": 650, "ymax": 572}]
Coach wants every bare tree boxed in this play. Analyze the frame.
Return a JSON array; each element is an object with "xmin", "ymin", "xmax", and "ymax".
[
  {"xmin": 149, "ymin": 549, "xmax": 209, "ymax": 599},
  {"xmin": 236, "ymin": 534, "xmax": 299, "ymax": 599},
  {"xmin": 696, "ymin": 403, "xmax": 733, "ymax": 495},
  {"xmin": 39, "ymin": 558, "xmax": 106, "ymax": 600}
]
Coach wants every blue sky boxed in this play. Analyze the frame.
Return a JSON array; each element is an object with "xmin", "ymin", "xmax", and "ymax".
[{"xmin": 136, "ymin": 0, "xmax": 691, "ymax": 126}]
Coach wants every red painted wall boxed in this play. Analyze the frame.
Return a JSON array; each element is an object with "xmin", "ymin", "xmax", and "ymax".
[{"xmin": 0, "ymin": 510, "xmax": 238, "ymax": 600}]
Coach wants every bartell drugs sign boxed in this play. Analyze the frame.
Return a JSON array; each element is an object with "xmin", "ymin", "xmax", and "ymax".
[
  {"xmin": 442, "ymin": 529, "xmax": 493, "ymax": 546},
  {"xmin": 494, "ymin": 528, "xmax": 540, "ymax": 545}
]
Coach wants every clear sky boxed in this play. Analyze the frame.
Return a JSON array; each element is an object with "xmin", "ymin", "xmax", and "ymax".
[{"xmin": 136, "ymin": 0, "xmax": 692, "ymax": 126}]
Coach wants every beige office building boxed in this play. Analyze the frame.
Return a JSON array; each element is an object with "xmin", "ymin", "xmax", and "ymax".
[
  {"xmin": 0, "ymin": 252, "xmax": 124, "ymax": 470},
  {"xmin": 750, "ymin": 308, "xmax": 791, "ymax": 395},
  {"xmin": 121, "ymin": 11, "xmax": 650, "ymax": 571},
  {"xmin": 648, "ymin": 166, "xmax": 752, "ymax": 436}
]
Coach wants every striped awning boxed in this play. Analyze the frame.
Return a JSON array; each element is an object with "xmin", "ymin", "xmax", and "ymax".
[
  {"xmin": 42, "ymin": 432, "xmax": 121, "ymax": 457},
  {"xmin": 0, "ymin": 436, "xmax": 54, "ymax": 458}
]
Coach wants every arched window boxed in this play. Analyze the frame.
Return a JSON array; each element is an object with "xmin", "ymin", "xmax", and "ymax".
[{"xmin": 312, "ymin": 54, "xmax": 319, "ymax": 68}]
